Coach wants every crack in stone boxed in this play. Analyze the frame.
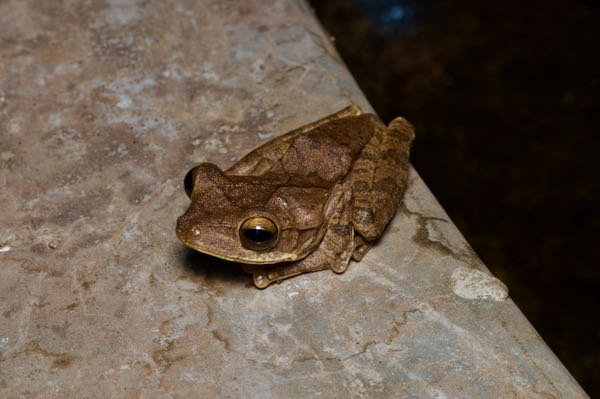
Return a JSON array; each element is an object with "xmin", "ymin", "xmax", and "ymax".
[
  {"xmin": 0, "ymin": 341, "xmax": 75, "ymax": 369},
  {"xmin": 290, "ymin": 340, "xmax": 378, "ymax": 366},
  {"xmin": 151, "ymin": 339, "xmax": 186, "ymax": 372},
  {"xmin": 211, "ymin": 330, "xmax": 233, "ymax": 352}
]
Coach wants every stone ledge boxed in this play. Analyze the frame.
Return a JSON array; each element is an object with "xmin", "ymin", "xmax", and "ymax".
[{"xmin": 0, "ymin": 0, "xmax": 587, "ymax": 397}]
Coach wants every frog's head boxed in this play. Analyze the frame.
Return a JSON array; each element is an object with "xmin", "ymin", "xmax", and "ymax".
[{"xmin": 176, "ymin": 163, "xmax": 336, "ymax": 264}]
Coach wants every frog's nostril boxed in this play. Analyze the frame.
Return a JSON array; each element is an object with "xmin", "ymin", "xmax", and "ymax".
[{"xmin": 239, "ymin": 217, "xmax": 279, "ymax": 251}]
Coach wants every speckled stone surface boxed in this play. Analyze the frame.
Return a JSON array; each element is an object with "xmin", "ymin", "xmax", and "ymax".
[{"xmin": 0, "ymin": 1, "xmax": 587, "ymax": 398}]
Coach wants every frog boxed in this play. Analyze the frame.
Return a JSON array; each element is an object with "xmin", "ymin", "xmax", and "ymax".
[{"xmin": 176, "ymin": 105, "xmax": 415, "ymax": 288}]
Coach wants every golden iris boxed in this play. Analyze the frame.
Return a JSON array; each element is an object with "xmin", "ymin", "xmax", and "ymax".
[{"xmin": 239, "ymin": 217, "xmax": 279, "ymax": 251}]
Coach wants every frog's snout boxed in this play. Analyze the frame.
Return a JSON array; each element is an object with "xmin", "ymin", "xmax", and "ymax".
[{"xmin": 175, "ymin": 213, "xmax": 197, "ymax": 244}]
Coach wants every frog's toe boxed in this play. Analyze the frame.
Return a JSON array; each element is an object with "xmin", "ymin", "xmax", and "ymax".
[
  {"xmin": 330, "ymin": 258, "xmax": 350, "ymax": 274},
  {"xmin": 352, "ymin": 244, "xmax": 371, "ymax": 261},
  {"xmin": 253, "ymin": 271, "xmax": 272, "ymax": 289}
]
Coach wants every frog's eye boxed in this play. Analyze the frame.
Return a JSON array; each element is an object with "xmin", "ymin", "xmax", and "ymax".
[
  {"xmin": 184, "ymin": 167, "xmax": 196, "ymax": 198},
  {"xmin": 239, "ymin": 217, "xmax": 279, "ymax": 251}
]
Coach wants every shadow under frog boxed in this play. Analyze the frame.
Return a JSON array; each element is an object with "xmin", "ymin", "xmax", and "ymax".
[
  {"xmin": 176, "ymin": 105, "xmax": 414, "ymax": 288},
  {"xmin": 179, "ymin": 248, "xmax": 249, "ymax": 288}
]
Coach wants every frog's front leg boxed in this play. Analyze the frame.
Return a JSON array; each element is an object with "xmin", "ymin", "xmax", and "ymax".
[
  {"xmin": 350, "ymin": 116, "xmax": 415, "ymax": 253},
  {"xmin": 252, "ymin": 184, "xmax": 355, "ymax": 288}
]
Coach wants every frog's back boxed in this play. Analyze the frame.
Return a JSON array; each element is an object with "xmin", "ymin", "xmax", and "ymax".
[{"xmin": 259, "ymin": 114, "xmax": 385, "ymax": 185}]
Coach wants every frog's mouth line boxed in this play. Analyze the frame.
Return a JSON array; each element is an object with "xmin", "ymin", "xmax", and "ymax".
[{"xmin": 183, "ymin": 241, "xmax": 300, "ymax": 265}]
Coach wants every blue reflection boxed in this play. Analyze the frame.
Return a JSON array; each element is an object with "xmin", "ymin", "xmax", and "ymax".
[
  {"xmin": 355, "ymin": 0, "xmax": 418, "ymax": 35},
  {"xmin": 382, "ymin": 5, "xmax": 405, "ymax": 24}
]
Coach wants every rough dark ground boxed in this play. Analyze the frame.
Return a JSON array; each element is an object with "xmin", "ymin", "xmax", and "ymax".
[{"xmin": 311, "ymin": 0, "xmax": 599, "ymax": 395}]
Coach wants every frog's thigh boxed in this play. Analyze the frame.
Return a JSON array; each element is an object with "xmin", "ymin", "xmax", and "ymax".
[
  {"xmin": 253, "ymin": 187, "xmax": 355, "ymax": 288},
  {"xmin": 351, "ymin": 117, "xmax": 415, "ymax": 241}
]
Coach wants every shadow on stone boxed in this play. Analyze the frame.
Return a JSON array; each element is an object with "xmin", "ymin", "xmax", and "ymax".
[{"xmin": 178, "ymin": 247, "xmax": 251, "ymax": 287}]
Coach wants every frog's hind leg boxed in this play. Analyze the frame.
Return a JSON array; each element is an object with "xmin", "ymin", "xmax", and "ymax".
[
  {"xmin": 350, "ymin": 116, "xmax": 415, "ymax": 242},
  {"xmin": 252, "ymin": 185, "xmax": 355, "ymax": 288}
]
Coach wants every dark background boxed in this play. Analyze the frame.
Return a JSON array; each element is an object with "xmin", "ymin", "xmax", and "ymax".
[{"xmin": 310, "ymin": 0, "xmax": 599, "ymax": 395}]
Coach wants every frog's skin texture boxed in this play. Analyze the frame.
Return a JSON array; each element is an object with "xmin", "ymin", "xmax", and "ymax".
[{"xmin": 176, "ymin": 105, "xmax": 415, "ymax": 288}]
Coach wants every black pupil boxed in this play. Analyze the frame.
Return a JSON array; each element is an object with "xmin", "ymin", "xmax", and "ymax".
[{"xmin": 243, "ymin": 227, "xmax": 272, "ymax": 243}]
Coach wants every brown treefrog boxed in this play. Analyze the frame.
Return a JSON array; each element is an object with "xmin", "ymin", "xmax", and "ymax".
[{"xmin": 176, "ymin": 105, "xmax": 415, "ymax": 288}]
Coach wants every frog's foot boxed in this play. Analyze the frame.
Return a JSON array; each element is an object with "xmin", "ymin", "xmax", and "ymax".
[
  {"xmin": 252, "ymin": 255, "xmax": 329, "ymax": 289},
  {"xmin": 252, "ymin": 226, "xmax": 355, "ymax": 288},
  {"xmin": 252, "ymin": 182, "xmax": 355, "ymax": 288}
]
